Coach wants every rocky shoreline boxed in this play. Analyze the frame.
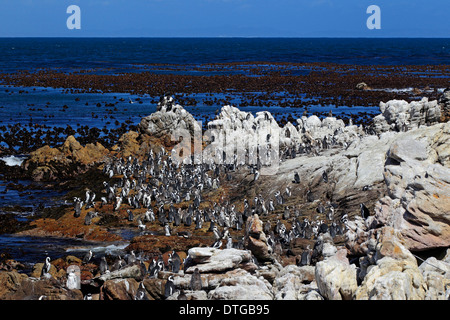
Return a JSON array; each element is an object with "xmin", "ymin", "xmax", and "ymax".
[{"xmin": 0, "ymin": 89, "xmax": 449, "ymax": 300}]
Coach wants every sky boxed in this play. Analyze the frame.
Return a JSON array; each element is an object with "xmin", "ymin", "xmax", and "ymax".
[{"xmin": 0, "ymin": 0, "xmax": 449, "ymax": 37}]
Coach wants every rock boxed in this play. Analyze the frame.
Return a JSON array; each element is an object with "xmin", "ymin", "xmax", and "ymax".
[
  {"xmin": 438, "ymin": 88, "xmax": 450, "ymax": 122},
  {"xmin": 22, "ymin": 135, "xmax": 109, "ymax": 181},
  {"xmin": 419, "ymin": 256, "xmax": 450, "ymax": 300},
  {"xmin": 139, "ymin": 96, "xmax": 201, "ymax": 141},
  {"xmin": 244, "ymin": 214, "xmax": 273, "ymax": 262},
  {"xmin": 167, "ymin": 290, "xmax": 208, "ymax": 300},
  {"xmin": 186, "ymin": 247, "xmax": 255, "ymax": 273},
  {"xmin": 355, "ymin": 227, "xmax": 427, "ymax": 300},
  {"xmin": 101, "ymin": 278, "xmax": 140, "ymax": 300},
  {"xmin": 0, "ymin": 271, "xmax": 82, "ymax": 300},
  {"xmin": 272, "ymin": 265, "xmax": 317, "ymax": 300},
  {"xmin": 97, "ymin": 264, "xmax": 144, "ymax": 282},
  {"xmin": 373, "ymin": 98, "xmax": 442, "ymax": 134},
  {"xmin": 315, "ymin": 248, "xmax": 358, "ymax": 300},
  {"xmin": 207, "ymin": 269, "xmax": 273, "ymax": 300},
  {"xmin": 356, "ymin": 82, "xmax": 371, "ymax": 90},
  {"xmin": 373, "ymin": 122, "xmax": 450, "ymax": 251}
]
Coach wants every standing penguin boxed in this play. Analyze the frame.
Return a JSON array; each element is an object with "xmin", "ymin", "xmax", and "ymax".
[
  {"xmin": 83, "ymin": 250, "xmax": 93, "ymax": 264},
  {"xmin": 41, "ymin": 257, "xmax": 51, "ymax": 278},
  {"xmin": 190, "ymin": 268, "xmax": 202, "ymax": 291},
  {"xmin": 99, "ymin": 256, "xmax": 108, "ymax": 274},
  {"xmin": 164, "ymin": 275, "xmax": 176, "ymax": 299}
]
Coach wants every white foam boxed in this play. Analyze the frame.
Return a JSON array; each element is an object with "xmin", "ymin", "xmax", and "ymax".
[
  {"xmin": 0, "ymin": 155, "xmax": 27, "ymax": 166},
  {"xmin": 66, "ymin": 243, "xmax": 129, "ymax": 255}
]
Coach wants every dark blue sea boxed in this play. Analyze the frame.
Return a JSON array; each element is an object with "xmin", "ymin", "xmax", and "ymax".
[
  {"xmin": 1, "ymin": 38, "xmax": 450, "ymax": 73},
  {"xmin": 0, "ymin": 38, "xmax": 449, "ymax": 263}
]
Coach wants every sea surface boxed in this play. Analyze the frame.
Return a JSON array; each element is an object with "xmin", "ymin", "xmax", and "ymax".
[
  {"xmin": 0, "ymin": 37, "xmax": 449, "ymax": 264},
  {"xmin": 1, "ymin": 38, "xmax": 450, "ymax": 73}
]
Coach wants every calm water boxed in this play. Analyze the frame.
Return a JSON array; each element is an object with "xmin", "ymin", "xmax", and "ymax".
[{"xmin": 1, "ymin": 38, "xmax": 450, "ymax": 73}]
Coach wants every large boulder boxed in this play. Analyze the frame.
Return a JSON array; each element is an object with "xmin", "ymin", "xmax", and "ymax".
[
  {"xmin": 373, "ymin": 122, "xmax": 450, "ymax": 250},
  {"xmin": 315, "ymin": 248, "xmax": 358, "ymax": 300},
  {"xmin": 243, "ymin": 214, "xmax": 273, "ymax": 262},
  {"xmin": 185, "ymin": 247, "xmax": 256, "ymax": 273},
  {"xmin": 139, "ymin": 96, "xmax": 201, "ymax": 140},
  {"xmin": 207, "ymin": 269, "xmax": 273, "ymax": 300},
  {"xmin": 372, "ymin": 97, "xmax": 442, "ymax": 134},
  {"xmin": 22, "ymin": 135, "xmax": 109, "ymax": 181},
  {"xmin": 355, "ymin": 227, "xmax": 427, "ymax": 300}
]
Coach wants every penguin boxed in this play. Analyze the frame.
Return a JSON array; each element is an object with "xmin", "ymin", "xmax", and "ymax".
[
  {"xmin": 360, "ymin": 203, "xmax": 370, "ymax": 219},
  {"xmin": 41, "ymin": 257, "xmax": 51, "ymax": 277},
  {"xmin": 226, "ymin": 236, "xmax": 233, "ymax": 249},
  {"xmin": 127, "ymin": 209, "xmax": 134, "ymax": 222},
  {"xmin": 190, "ymin": 268, "xmax": 202, "ymax": 291},
  {"xmin": 99, "ymin": 256, "xmax": 108, "ymax": 274},
  {"xmin": 127, "ymin": 250, "xmax": 136, "ymax": 265},
  {"xmin": 212, "ymin": 226, "xmax": 222, "ymax": 241},
  {"xmin": 298, "ymin": 245, "xmax": 311, "ymax": 266},
  {"xmin": 135, "ymin": 282, "xmax": 149, "ymax": 300},
  {"xmin": 164, "ymin": 223, "xmax": 171, "ymax": 236},
  {"xmin": 212, "ymin": 239, "xmax": 222, "ymax": 249},
  {"xmin": 164, "ymin": 275, "xmax": 176, "ymax": 299},
  {"xmin": 148, "ymin": 259, "xmax": 158, "ymax": 278},
  {"xmin": 306, "ymin": 190, "xmax": 314, "ymax": 203},
  {"xmin": 137, "ymin": 219, "xmax": 146, "ymax": 232},
  {"xmin": 169, "ymin": 251, "xmax": 181, "ymax": 273},
  {"xmin": 73, "ymin": 197, "xmax": 82, "ymax": 218},
  {"xmin": 83, "ymin": 293, "xmax": 93, "ymax": 300},
  {"xmin": 322, "ymin": 171, "xmax": 328, "ymax": 183},
  {"xmin": 83, "ymin": 250, "xmax": 93, "ymax": 264}
]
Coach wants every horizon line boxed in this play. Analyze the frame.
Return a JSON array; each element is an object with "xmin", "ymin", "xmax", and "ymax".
[{"xmin": 1, "ymin": 36, "xmax": 450, "ymax": 39}]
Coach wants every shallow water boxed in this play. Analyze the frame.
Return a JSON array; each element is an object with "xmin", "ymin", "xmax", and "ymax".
[{"xmin": 0, "ymin": 234, "xmax": 127, "ymax": 266}]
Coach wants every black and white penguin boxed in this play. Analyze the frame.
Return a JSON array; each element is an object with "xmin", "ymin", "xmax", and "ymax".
[
  {"xmin": 83, "ymin": 250, "xmax": 93, "ymax": 264},
  {"xmin": 127, "ymin": 209, "xmax": 134, "ymax": 222},
  {"xmin": 164, "ymin": 275, "xmax": 176, "ymax": 299},
  {"xmin": 135, "ymin": 282, "xmax": 149, "ymax": 300},
  {"xmin": 41, "ymin": 256, "xmax": 51, "ymax": 277},
  {"xmin": 360, "ymin": 203, "xmax": 370, "ymax": 219},
  {"xmin": 322, "ymin": 171, "xmax": 328, "ymax": 183}
]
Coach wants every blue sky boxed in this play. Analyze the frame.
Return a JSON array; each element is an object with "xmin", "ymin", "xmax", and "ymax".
[{"xmin": 0, "ymin": 0, "xmax": 449, "ymax": 37}]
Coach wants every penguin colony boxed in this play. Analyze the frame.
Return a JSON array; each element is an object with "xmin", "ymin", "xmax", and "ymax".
[{"xmin": 66, "ymin": 128, "xmax": 373, "ymax": 299}]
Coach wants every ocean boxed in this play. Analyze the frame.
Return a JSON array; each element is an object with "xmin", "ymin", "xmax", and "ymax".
[{"xmin": 1, "ymin": 38, "xmax": 450, "ymax": 73}]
